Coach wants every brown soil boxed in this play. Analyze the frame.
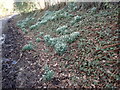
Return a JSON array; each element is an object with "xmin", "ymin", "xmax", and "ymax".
[{"xmin": 2, "ymin": 4, "xmax": 120, "ymax": 88}]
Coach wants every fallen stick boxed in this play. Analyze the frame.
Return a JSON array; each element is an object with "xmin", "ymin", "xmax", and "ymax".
[
  {"xmin": 94, "ymin": 43, "xmax": 120, "ymax": 54},
  {"xmin": 101, "ymin": 43, "xmax": 120, "ymax": 49}
]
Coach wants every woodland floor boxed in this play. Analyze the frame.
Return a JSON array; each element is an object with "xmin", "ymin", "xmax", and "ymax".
[{"xmin": 2, "ymin": 4, "xmax": 120, "ymax": 88}]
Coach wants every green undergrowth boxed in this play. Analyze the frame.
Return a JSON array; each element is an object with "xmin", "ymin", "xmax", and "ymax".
[
  {"xmin": 29, "ymin": 9, "xmax": 73, "ymax": 31},
  {"xmin": 16, "ymin": 2, "xmax": 119, "ymax": 87},
  {"xmin": 22, "ymin": 41, "xmax": 35, "ymax": 51},
  {"xmin": 42, "ymin": 65, "xmax": 54, "ymax": 81},
  {"xmin": 43, "ymin": 32, "xmax": 80, "ymax": 54},
  {"xmin": 17, "ymin": 17, "xmax": 35, "ymax": 29},
  {"xmin": 22, "ymin": 43, "xmax": 34, "ymax": 51}
]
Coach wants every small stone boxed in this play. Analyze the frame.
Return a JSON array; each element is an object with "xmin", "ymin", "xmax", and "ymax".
[{"xmin": 12, "ymin": 60, "xmax": 17, "ymax": 64}]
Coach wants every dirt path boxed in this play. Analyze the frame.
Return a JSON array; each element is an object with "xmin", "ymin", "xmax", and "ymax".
[
  {"xmin": 0, "ymin": 15, "xmax": 17, "ymax": 45},
  {"xmin": 1, "ymin": 15, "xmax": 43, "ymax": 88},
  {"xmin": 1, "ymin": 15, "xmax": 25, "ymax": 88},
  {"xmin": 1, "ymin": 15, "xmax": 44, "ymax": 88},
  {"xmin": 0, "ymin": 15, "xmax": 13, "ymax": 88}
]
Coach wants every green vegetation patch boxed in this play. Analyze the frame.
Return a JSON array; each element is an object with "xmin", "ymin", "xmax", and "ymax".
[
  {"xmin": 36, "ymin": 38, "xmax": 41, "ymax": 42},
  {"xmin": 56, "ymin": 25, "xmax": 68, "ymax": 35},
  {"xmin": 71, "ymin": 15, "xmax": 82, "ymax": 25},
  {"xmin": 43, "ymin": 32, "xmax": 80, "ymax": 54},
  {"xmin": 42, "ymin": 65, "xmax": 54, "ymax": 81},
  {"xmin": 17, "ymin": 17, "xmax": 35, "ymax": 29},
  {"xmin": 54, "ymin": 42, "xmax": 68, "ymax": 54},
  {"xmin": 21, "ymin": 28, "xmax": 28, "ymax": 34},
  {"xmin": 22, "ymin": 43, "xmax": 34, "ymax": 51}
]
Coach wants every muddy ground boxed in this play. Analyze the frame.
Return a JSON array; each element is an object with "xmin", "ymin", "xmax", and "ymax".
[
  {"xmin": 2, "ymin": 18, "xmax": 55, "ymax": 88},
  {"xmin": 2, "ymin": 18, "xmax": 24, "ymax": 88}
]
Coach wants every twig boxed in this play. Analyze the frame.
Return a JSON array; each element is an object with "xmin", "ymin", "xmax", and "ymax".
[
  {"xmin": 101, "ymin": 43, "xmax": 120, "ymax": 49},
  {"xmin": 94, "ymin": 43, "xmax": 120, "ymax": 54}
]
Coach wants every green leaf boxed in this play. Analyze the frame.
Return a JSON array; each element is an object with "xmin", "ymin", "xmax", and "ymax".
[
  {"xmin": 55, "ymin": 42, "xmax": 67, "ymax": 55},
  {"xmin": 36, "ymin": 38, "xmax": 41, "ymax": 42},
  {"xmin": 22, "ymin": 44, "xmax": 34, "ymax": 51}
]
